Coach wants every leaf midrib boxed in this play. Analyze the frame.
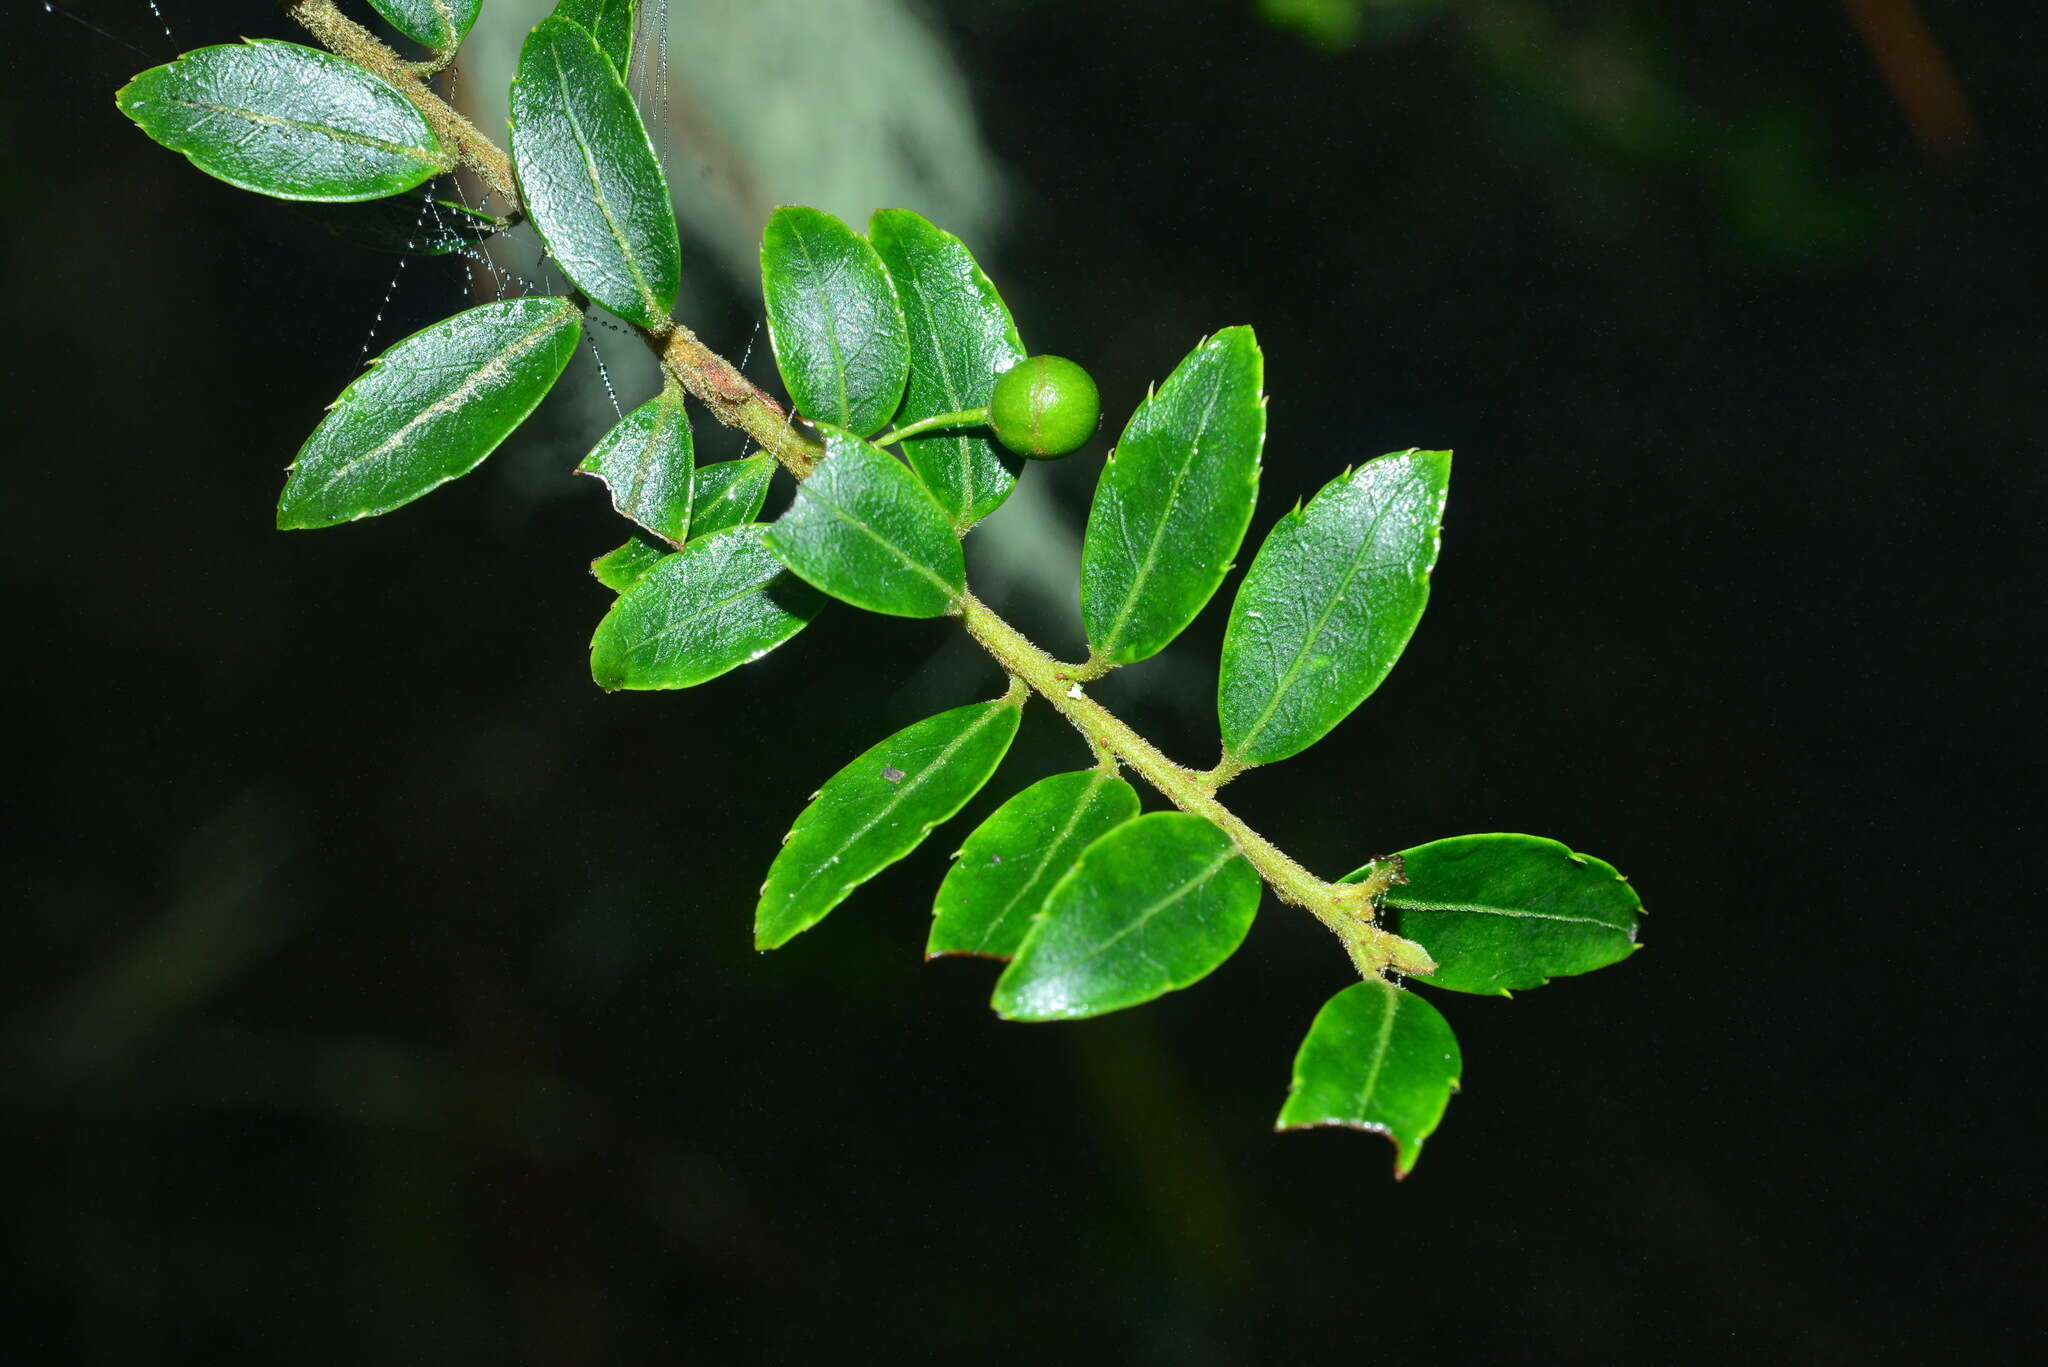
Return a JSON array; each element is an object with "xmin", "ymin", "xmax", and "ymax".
[
  {"xmin": 622, "ymin": 392, "xmax": 684, "ymax": 534},
  {"xmin": 974, "ymin": 772, "xmax": 1118, "ymax": 955},
  {"xmin": 305, "ymin": 303, "xmax": 575, "ymax": 497},
  {"xmin": 1385, "ymin": 897, "xmax": 1632, "ymax": 932},
  {"xmin": 790, "ymin": 222, "xmax": 853, "ymax": 425},
  {"xmin": 1349, "ymin": 984, "xmax": 1398, "ymax": 1120},
  {"xmin": 781, "ymin": 706, "xmax": 1007, "ymax": 908},
  {"xmin": 1066, "ymin": 844, "xmax": 1238, "ymax": 969},
  {"xmin": 1230, "ymin": 478, "xmax": 1404, "ymax": 757},
  {"xmin": 897, "ymin": 246, "xmax": 976, "ymax": 523},
  {"xmin": 622, "ymin": 556, "xmax": 780, "ymax": 659},
  {"xmin": 1094, "ymin": 362, "xmax": 1230, "ymax": 659},
  {"xmin": 177, "ymin": 98, "xmax": 438, "ymax": 168},
  {"xmin": 798, "ymin": 467, "xmax": 959, "ymax": 604},
  {"xmin": 543, "ymin": 33, "xmax": 660, "ymax": 323}
]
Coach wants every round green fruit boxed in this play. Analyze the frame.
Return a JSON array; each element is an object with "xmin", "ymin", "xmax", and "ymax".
[{"xmin": 989, "ymin": 355, "xmax": 1100, "ymax": 459}]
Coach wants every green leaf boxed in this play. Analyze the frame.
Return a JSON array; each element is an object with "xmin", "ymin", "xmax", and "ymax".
[
  {"xmin": 292, "ymin": 190, "xmax": 500, "ymax": 256},
  {"xmin": 278, "ymin": 298, "xmax": 582, "ymax": 529},
  {"xmin": 577, "ymin": 387, "xmax": 695, "ymax": 545},
  {"xmin": 510, "ymin": 16, "xmax": 680, "ymax": 329},
  {"xmin": 590, "ymin": 524, "xmax": 823, "ymax": 689},
  {"xmin": 116, "ymin": 41, "xmax": 449, "ymax": 203},
  {"xmin": 551, "ymin": 0, "xmax": 637, "ymax": 71},
  {"xmin": 757, "ymin": 700, "xmax": 1023, "ymax": 950},
  {"xmin": 686, "ymin": 455, "xmax": 776, "ymax": 540},
  {"xmin": 762, "ymin": 207, "xmax": 910, "ymax": 438},
  {"xmin": 590, "ymin": 532, "xmax": 670, "ymax": 593},
  {"xmin": 763, "ymin": 428, "xmax": 965, "ymax": 618},
  {"xmin": 1080, "ymin": 328, "xmax": 1265, "ymax": 665},
  {"xmin": 1346, "ymin": 835, "xmax": 1643, "ymax": 997},
  {"xmin": 366, "ymin": 0, "xmax": 482, "ymax": 52},
  {"xmin": 1276, "ymin": 978, "xmax": 1462, "ymax": 1178},
  {"xmin": 992, "ymin": 812, "xmax": 1260, "ymax": 1021},
  {"xmin": 1219, "ymin": 449, "xmax": 1450, "ymax": 765},
  {"xmin": 928, "ymin": 770, "xmax": 1142, "ymax": 961},
  {"xmin": 868, "ymin": 209, "xmax": 1026, "ymax": 528}
]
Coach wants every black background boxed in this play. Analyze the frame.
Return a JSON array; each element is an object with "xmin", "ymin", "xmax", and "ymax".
[{"xmin": 4, "ymin": 1, "xmax": 2041, "ymax": 1362}]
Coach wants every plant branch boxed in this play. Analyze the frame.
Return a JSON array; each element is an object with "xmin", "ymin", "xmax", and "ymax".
[
  {"xmin": 959, "ymin": 594, "xmax": 1434, "ymax": 978},
  {"xmin": 287, "ymin": 6, "xmax": 1427, "ymax": 979}
]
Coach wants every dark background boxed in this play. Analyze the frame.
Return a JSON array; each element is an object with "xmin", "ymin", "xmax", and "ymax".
[{"xmin": 4, "ymin": 1, "xmax": 2041, "ymax": 1362}]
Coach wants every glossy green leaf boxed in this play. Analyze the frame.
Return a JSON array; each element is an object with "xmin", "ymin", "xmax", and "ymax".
[
  {"xmin": 116, "ymin": 41, "xmax": 449, "ymax": 203},
  {"xmin": 278, "ymin": 298, "xmax": 582, "ymax": 529},
  {"xmin": 590, "ymin": 524, "xmax": 823, "ymax": 689},
  {"xmin": 686, "ymin": 455, "xmax": 776, "ymax": 540},
  {"xmin": 366, "ymin": 0, "xmax": 482, "ymax": 52},
  {"xmin": 868, "ymin": 209, "xmax": 1026, "ymax": 528},
  {"xmin": 762, "ymin": 207, "xmax": 910, "ymax": 438},
  {"xmin": 763, "ymin": 428, "xmax": 964, "ymax": 618},
  {"xmin": 577, "ymin": 387, "xmax": 695, "ymax": 545},
  {"xmin": 510, "ymin": 16, "xmax": 680, "ymax": 329},
  {"xmin": 1276, "ymin": 978, "xmax": 1461, "ymax": 1177},
  {"xmin": 1346, "ymin": 834, "xmax": 1643, "ymax": 997},
  {"xmin": 992, "ymin": 812, "xmax": 1259, "ymax": 1021},
  {"xmin": 928, "ymin": 770, "xmax": 1142, "ymax": 961},
  {"xmin": 1081, "ymin": 328, "xmax": 1265, "ymax": 665},
  {"xmin": 590, "ymin": 533, "xmax": 670, "ymax": 593},
  {"xmin": 292, "ymin": 190, "xmax": 500, "ymax": 256},
  {"xmin": 552, "ymin": 0, "xmax": 636, "ymax": 71},
  {"xmin": 757, "ymin": 700, "xmax": 1023, "ymax": 949},
  {"xmin": 1219, "ymin": 449, "xmax": 1450, "ymax": 764}
]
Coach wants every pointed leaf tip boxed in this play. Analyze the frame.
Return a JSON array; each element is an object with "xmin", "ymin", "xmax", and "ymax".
[
  {"xmin": 277, "ymin": 298, "xmax": 581, "ymax": 529},
  {"xmin": 756, "ymin": 700, "xmax": 1022, "ymax": 948},
  {"xmin": 1218, "ymin": 448, "xmax": 1451, "ymax": 765},
  {"xmin": 1080, "ymin": 328, "xmax": 1265, "ymax": 665}
]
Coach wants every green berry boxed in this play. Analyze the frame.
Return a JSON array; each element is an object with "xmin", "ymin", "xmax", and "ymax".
[{"xmin": 989, "ymin": 355, "xmax": 1100, "ymax": 459}]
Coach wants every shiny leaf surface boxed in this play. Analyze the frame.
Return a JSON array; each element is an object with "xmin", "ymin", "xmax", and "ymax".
[
  {"xmin": 686, "ymin": 455, "xmax": 776, "ymax": 540},
  {"xmin": 510, "ymin": 16, "xmax": 679, "ymax": 328},
  {"xmin": 590, "ymin": 524, "xmax": 822, "ymax": 689},
  {"xmin": 757, "ymin": 700, "xmax": 1022, "ymax": 949},
  {"xmin": 868, "ymin": 209, "xmax": 1026, "ymax": 528},
  {"xmin": 590, "ymin": 533, "xmax": 670, "ymax": 593},
  {"xmin": 365, "ymin": 0, "xmax": 481, "ymax": 51},
  {"xmin": 764, "ymin": 428, "xmax": 964, "ymax": 618},
  {"xmin": 117, "ymin": 41, "xmax": 447, "ymax": 202},
  {"xmin": 577, "ymin": 387, "xmax": 695, "ymax": 545},
  {"xmin": 928, "ymin": 770, "xmax": 1142, "ymax": 961},
  {"xmin": 993, "ymin": 812, "xmax": 1259, "ymax": 1021},
  {"xmin": 278, "ymin": 298, "xmax": 581, "ymax": 529},
  {"xmin": 1220, "ymin": 449, "xmax": 1450, "ymax": 764},
  {"xmin": 1081, "ymin": 328, "xmax": 1265, "ymax": 665},
  {"xmin": 552, "ymin": 0, "xmax": 636, "ymax": 71},
  {"xmin": 762, "ymin": 206, "xmax": 910, "ymax": 437},
  {"xmin": 1277, "ymin": 978, "xmax": 1461, "ymax": 1177},
  {"xmin": 1348, "ymin": 834, "xmax": 1643, "ymax": 996}
]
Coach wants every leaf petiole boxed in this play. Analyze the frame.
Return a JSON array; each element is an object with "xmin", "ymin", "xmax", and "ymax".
[{"xmin": 878, "ymin": 407, "xmax": 991, "ymax": 447}]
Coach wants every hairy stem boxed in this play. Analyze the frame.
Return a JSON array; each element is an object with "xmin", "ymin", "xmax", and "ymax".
[{"xmin": 286, "ymin": 8, "xmax": 1429, "ymax": 978}]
